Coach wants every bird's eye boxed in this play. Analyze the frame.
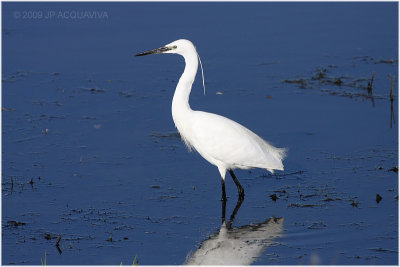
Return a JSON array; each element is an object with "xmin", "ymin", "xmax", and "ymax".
[{"xmin": 173, "ymin": 45, "xmax": 177, "ymax": 49}]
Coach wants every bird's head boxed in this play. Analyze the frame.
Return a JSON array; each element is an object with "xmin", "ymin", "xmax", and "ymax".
[
  {"xmin": 135, "ymin": 39, "xmax": 206, "ymax": 95},
  {"xmin": 135, "ymin": 39, "xmax": 196, "ymax": 57}
]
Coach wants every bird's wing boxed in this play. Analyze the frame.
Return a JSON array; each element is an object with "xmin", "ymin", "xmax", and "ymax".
[{"xmin": 189, "ymin": 111, "xmax": 285, "ymax": 170}]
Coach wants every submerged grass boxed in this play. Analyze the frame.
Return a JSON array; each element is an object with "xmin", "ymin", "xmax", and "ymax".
[
  {"xmin": 41, "ymin": 251, "xmax": 47, "ymax": 266},
  {"xmin": 282, "ymin": 62, "xmax": 395, "ymax": 104},
  {"xmin": 389, "ymin": 74, "xmax": 396, "ymax": 128},
  {"xmin": 389, "ymin": 74, "xmax": 395, "ymax": 102},
  {"xmin": 120, "ymin": 254, "xmax": 139, "ymax": 266}
]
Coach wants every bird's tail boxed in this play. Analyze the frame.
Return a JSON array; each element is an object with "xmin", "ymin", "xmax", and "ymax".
[
  {"xmin": 277, "ymin": 147, "xmax": 288, "ymax": 161},
  {"xmin": 265, "ymin": 146, "xmax": 287, "ymax": 173}
]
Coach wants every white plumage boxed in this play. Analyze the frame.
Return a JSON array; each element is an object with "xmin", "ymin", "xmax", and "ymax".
[{"xmin": 136, "ymin": 39, "xmax": 286, "ymax": 200}]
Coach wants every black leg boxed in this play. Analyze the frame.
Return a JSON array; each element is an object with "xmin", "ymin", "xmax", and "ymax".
[
  {"xmin": 227, "ymin": 196, "xmax": 244, "ymax": 229},
  {"xmin": 221, "ymin": 197, "xmax": 227, "ymax": 225},
  {"xmin": 221, "ymin": 178, "xmax": 227, "ymax": 202},
  {"xmin": 229, "ymin": 170, "xmax": 245, "ymax": 200}
]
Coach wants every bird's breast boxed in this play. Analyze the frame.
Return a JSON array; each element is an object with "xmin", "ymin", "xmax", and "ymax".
[{"xmin": 171, "ymin": 107, "xmax": 196, "ymax": 150}]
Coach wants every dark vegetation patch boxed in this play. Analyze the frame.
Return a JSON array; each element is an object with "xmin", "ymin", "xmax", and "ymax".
[{"xmin": 282, "ymin": 59, "xmax": 396, "ymax": 105}]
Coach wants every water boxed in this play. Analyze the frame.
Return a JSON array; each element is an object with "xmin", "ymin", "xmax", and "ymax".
[{"xmin": 2, "ymin": 2, "xmax": 398, "ymax": 265}]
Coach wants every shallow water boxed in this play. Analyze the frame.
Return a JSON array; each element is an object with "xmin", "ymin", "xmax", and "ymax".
[{"xmin": 2, "ymin": 2, "xmax": 398, "ymax": 265}]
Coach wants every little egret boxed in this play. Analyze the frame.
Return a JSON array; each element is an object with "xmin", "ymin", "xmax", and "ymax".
[{"xmin": 136, "ymin": 39, "xmax": 286, "ymax": 201}]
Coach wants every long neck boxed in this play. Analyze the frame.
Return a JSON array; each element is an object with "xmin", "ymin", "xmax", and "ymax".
[{"xmin": 171, "ymin": 52, "xmax": 198, "ymax": 120}]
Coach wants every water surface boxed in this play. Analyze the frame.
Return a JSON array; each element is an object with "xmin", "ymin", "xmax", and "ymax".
[{"xmin": 2, "ymin": 2, "xmax": 398, "ymax": 265}]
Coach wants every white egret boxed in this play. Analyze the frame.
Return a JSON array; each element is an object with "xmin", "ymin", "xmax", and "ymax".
[{"xmin": 136, "ymin": 39, "xmax": 286, "ymax": 201}]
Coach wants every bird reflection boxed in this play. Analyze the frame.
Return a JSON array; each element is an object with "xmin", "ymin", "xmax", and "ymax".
[{"xmin": 184, "ymin": 198, "xmax": 284, "ymax": 265}]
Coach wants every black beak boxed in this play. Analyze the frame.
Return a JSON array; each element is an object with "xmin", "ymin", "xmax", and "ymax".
[{"xmin": 135, "ymin": 46, "xmax": 171, "ymax": 57}]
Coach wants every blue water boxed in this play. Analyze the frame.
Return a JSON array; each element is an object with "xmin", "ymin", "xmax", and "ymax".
[{"xmin": 2, "ymin": 2, "xmax": 398, "ymax": 265}]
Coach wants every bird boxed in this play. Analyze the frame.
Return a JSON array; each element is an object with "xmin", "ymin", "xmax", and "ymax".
[{"xmin": 136, "ymin": 39, "xmax": 286, "ymax": 201}]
